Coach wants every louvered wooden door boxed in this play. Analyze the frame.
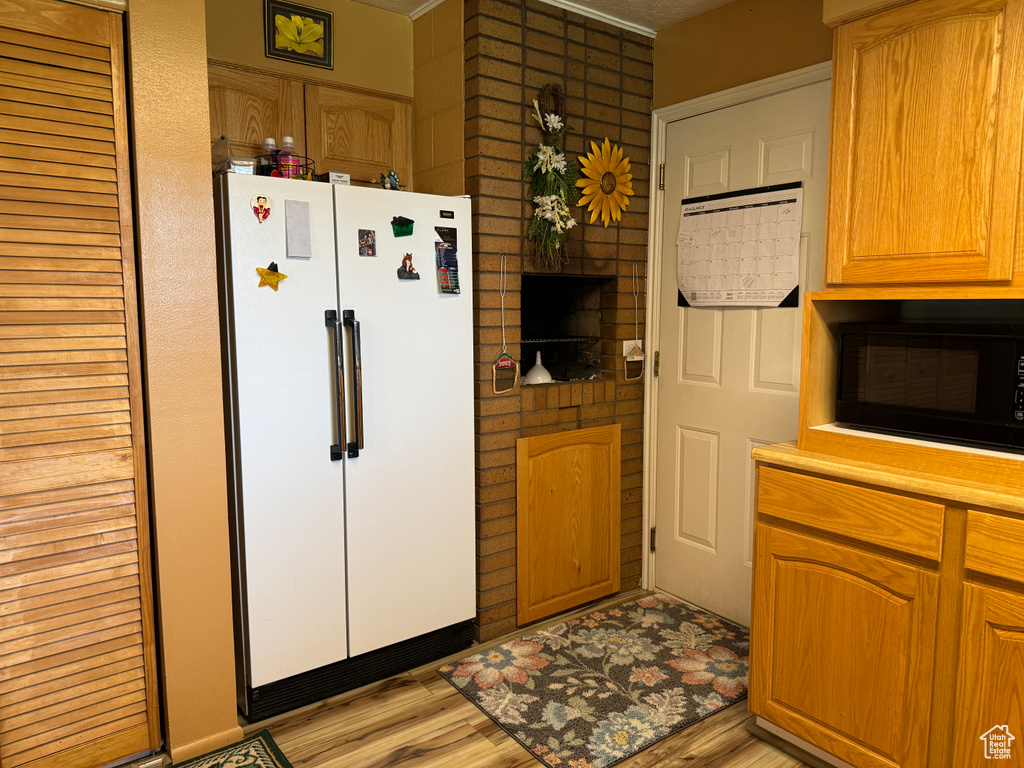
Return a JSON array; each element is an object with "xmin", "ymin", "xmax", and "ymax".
[{"xmin": 0, "ymin": 2, "xmax": 160, "ymax": 768}]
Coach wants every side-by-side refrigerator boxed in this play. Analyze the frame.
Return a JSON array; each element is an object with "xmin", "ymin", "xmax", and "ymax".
[{"xmin": 214, "ymin": 173, "xmax": 475, "ymax": 720}]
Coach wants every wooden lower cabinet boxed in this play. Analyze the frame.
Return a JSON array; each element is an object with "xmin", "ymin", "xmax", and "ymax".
[
  {"xmin": 516, "ymin": 424, "xmax": 621, "ymax": 625},
  {"xmin": 750, "ymin": 523, "xmax": 938, "ymax": 768},
  {"xmin": 952, "ymin": 584, "xmax": 1024, "ymax": 766}
]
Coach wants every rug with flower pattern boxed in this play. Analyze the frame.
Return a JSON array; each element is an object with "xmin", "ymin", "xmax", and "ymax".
[{"xmin": 437, "ymin": 594, "xmax": 749, "ymax": 768}]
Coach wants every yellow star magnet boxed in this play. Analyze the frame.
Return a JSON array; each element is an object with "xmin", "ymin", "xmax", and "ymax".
[{"xmin": 256, "ymin": 262, "xmax": 288, "ymax": 291}]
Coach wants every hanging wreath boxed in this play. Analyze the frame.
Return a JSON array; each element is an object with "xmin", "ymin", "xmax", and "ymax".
[
  {"xmin": 577, "ymin": 137, "xmax": 634, "ymax": 228},
  {"xmin": 523, "ymin": 86, "xmax": 578, "ymax": 265}
]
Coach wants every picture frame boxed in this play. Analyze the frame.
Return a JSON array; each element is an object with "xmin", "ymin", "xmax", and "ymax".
[{"xmin": 264, "ymin": 0, "xmax": 333, "ymax": 70}]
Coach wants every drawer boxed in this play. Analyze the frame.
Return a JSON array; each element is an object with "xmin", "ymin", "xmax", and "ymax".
[
  {"xmin": 757, "ymin": 465, "xmax": 945, "ymax": 560},
  {"xmin": 965, "ymin": 510, "xmax": 1024, "ymax": 585}
]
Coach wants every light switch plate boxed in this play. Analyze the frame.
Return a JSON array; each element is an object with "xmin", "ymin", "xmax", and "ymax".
[{"xmin": 623, "ymin": 340, "xmax": 643, "ymax": 356}]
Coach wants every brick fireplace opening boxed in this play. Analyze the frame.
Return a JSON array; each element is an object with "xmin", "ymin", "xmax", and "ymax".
[{"xmin": 520, "ymin": 274, "xmax": 612, "ymax": 381}]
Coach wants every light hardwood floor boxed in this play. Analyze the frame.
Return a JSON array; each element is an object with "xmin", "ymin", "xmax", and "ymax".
[{"xmin": 246, "ymin": 594, "xmax": 811, "ymax": 768}]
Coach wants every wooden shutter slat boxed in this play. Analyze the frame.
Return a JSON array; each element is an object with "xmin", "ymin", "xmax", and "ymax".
[
  {"xmin": 0, "ymin": 202, "xmax": 120, "ymax": 223},
  {"xmin": 0, "ymin": 114, "xmax": 113, "ymax": 143},
  {"xmin": 2, "ymin": 678, "xmax": 144, "ymax": 735},
  {"xmin": 0, "ymin": 552, "xmax": 138, "ymax": 598},
  {"xmin": 0, "ymin": 607, "xmax": 140, "ymax": 662},
  {"xmin": 0, "ymin": 131, "xmax": 114, "ymax": 160},
  {"xmin": 0, "ymin": 628, "xmax": 141, "ymax": 684},
  {"xmin": 0, "ymin": 72, "xmax": 111, "ymax": 103},
  {"xmin": 1, "ymin": 411, "xmax": 131, "ymax": 437},
  {"xmin": 0, "ymin": 99, "xmax": 113, "ymax": 130},
  {"xmin": 1, "ymin": 350, "xmax": 127, "ymax": 366},
  {"xmin": 0, "ymin": 436, "xmax": 133, "ymax": 463},
  {"xmin": 0, "ymin": 154, "xmax": 116, "ymax": 180},
  {"xmin": 0, "ymin": 229, "xmax": 120, "ymax": 246},
  {"xmin": 0, "ymin": 500, "xmax": 133, "ymax": 538},
  {"xmin": 1, "ymin": 694, "xmax": 145, "ymax": 755},
  {"xmin": 0, "ymin": 284, "xmax": 123, "ymax": 299},
  {"xmin": 0, "ymin": 58, "xmax": 110, "ymax": 91},
  {"xmin": 0, "ymin": 527, "xmax": 137, "ymax": 570},
  {"xmin": 0, "ymin": 448, "xmax": 134, "ymax": 496},
  {"xmin": 3, "ymin": 711, "xmax": 148, "ymax": 767},
  {"xmin": 0, "ymin": 171, "xmax": 117, "ymax": 196},
  {"xmin": 0, "ymin": 513, "xmax": 134, "ymax": 549},
  {"xmin": 0, "ymin": 24, "xmax": 110, "ymax": 62},
  {"xmin": 1, "ymin": 249, "xmax": 124, "ymax": 264},
  {"xmin": 0, "ymin": 86, "xmax": 113, "ymax": 117},
  {"xmin": 0, "ymin": 42, "xmax": 111, "ymax": 77},
  {"xmin": 0, "ymin": 144, "xmax": 116, "ymax": 171},
  {"xmin": 0, "ymin": 183, "xmax": 117, "ymax": 207},
  {"xmin": 0, "ymin": 424, "xmax": 133, "ymax": 449},
  {"xmin": 0, "ymin": 311, "xmax": 125, "ymax": 325},
  {"xmin": 1, "ymin": 374, "xmax": 129, "ymax": 392},
  {"xmin": 0, "ymin": 362, "xmax": 128, "ymax": 380},
  {"xmin": 0, "ymin": 387, "xmax": 129, "ymax": 410},
  {"xmin": 0, "ymin": 339, "xmax": 128, "ymax": 355},
  {"xmin": 0, "ymin": 216, "xmax": 120, "ymax": 235},
  {"xmin": 0, "ymin": 653, "xmax": 141, "ymax": 704},
  {"xmin": 0, "ymin": 575, "xmax": 138, "ymax": 621},
  {"xmin": 0, "ymin": 490, "xmax": 134, "ymax": 528},
  {"xmin": 0, "ymin": 298, "xmax": 125, "ymax": 313},
  {"xmin": 0, "ymin": 596, "xmax": 139, "ymax": 652}
]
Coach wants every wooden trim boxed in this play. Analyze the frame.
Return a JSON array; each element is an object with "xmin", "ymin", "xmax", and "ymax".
[
  {"xmin": 108, "ymin": 12, "xmax": 160, "ymax": 751},
  {"xmin": 822, "ymin": 0, "xmax": 920, "ymax": 27},
  {"xmin": 206, "ymin": 58, "xmax": 413, "ymax": 105},
  {"xmin": 0, "ymin": 0, "xmax": 111, "ymax": 45},
  {"xmin": 63, "ymin": 0, "xmax": 126, "ymax": 12}
]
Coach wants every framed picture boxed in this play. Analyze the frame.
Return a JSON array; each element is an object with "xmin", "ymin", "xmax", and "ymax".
[{"xmin": 264, "ymin": 0, "xmax": 333, "ymax": 70}]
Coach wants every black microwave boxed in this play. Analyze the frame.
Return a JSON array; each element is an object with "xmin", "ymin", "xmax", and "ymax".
[{"xmin": 835, "ymin": 323, "xmax": 1024, "ymax": 452}]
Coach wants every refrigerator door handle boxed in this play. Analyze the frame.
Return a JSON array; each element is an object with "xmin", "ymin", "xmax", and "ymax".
[
  {"xmin": 343, "ymin": 309, "xmax": 364, "ymax": 457},
  {"xmin": 325, "ymin": 309, "xmax": 346, "ymax": 461}
]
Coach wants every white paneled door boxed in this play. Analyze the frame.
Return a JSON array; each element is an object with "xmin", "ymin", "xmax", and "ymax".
[{"xmin": 654, "ymin": 77, "xmax": 831, "ymax": 625}]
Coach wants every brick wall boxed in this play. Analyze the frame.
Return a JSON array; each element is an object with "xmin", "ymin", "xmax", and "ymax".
[{"xmin": 465, "ymin": 0, "xmax": 653, "ymax": 641}]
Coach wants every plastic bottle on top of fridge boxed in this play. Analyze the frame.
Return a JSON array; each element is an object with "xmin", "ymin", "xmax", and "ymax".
[
  {"xmin": 278, "ymin": 136, "xmax": 299, "ymax": 178},
  {"xmin": 259, "ymin": 137, "xmax": 277, "ymax": 170}
]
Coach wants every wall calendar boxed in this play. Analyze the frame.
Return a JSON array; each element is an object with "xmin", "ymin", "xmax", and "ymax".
[{"xmin": 676, "ymin": 181, "xmax": 802, "ymax": 308}]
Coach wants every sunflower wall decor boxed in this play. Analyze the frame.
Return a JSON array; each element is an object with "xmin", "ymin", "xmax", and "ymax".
[
  {"xmin": 577, "ymin": 138, "xmax": 634, "ymax": 228},
  {"xmin": 523, "ymin": 87, "xmax": 578, "ymax": 266},
  {"xmin": 264, "ymin": 0, "xmax": 333, "ymax": 70}
]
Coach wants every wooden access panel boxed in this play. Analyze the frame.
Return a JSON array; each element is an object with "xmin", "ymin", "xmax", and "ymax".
[
  {"xmin": 516, "ymin": 424, "xmax": 621, "ymax": 626},
  {"xmin": 304, "ymin": 84, "xmax": 411, "ymax": 188},
  {"xmin": 207, "ymin": 63, "xmax": 306, "ymax": 160},
  {"xmin": 0, "ymin": 2, "xmax": 160, "ymax": 767},
  {"xmin": 825, "ymin": 0, "xmax": 1024, "ymax": 285}
]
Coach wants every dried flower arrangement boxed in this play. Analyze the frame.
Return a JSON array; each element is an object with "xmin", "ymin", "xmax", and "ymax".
[{"xmin": 523, "ymin": 86, "xmax": 578, "ymax": 265}]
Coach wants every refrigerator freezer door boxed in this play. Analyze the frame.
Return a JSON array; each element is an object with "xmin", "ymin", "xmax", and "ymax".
[
  {"xmin": 218, "ymin": 174, "xmax": 348, "ymax": 687},
  {"xmin": 334, "ymin": 187, "xmax": 475, "ymax": 656}
]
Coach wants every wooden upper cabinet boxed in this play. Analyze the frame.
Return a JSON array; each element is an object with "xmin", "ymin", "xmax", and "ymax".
[
  {"xmin": 516, "ymin": 424, "xmax": 621, "ymax": 626},
  {"xmin": 207, "ymin": 64, "xmax": 305, "ymax": 160},
  {"xmin": 825, "ymin": 0, "xmax": 1024, "ymax": 286},
  {"xmin": 304, "ymin": 84, "xmax": 411, "ymax": 188}
]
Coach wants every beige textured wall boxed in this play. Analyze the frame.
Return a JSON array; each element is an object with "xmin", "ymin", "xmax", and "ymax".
[
  {"xmin": 654, "ymin": 0, "xmax": 833, "ymax": 108},
  {"xmin": 126, "ymin": 0, "xmax": 243, "ymax": 760},
  {"xmin": 412, "ymin": 0, "xmax": 464, "ymax": 194},
  {"xmin": 206, "ymin": 0, "xmax": 413, "ymax": 96}
]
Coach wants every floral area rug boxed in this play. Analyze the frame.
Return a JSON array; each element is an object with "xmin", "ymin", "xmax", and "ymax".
[
  {"xmin": 438, "ymin": 594, "xmax": 749, "ymax": 768},
  {"xmin": 171, "ymin": 731, "xmax": 292, "ymax": 768}
]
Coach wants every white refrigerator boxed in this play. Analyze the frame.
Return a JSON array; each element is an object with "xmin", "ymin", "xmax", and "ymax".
[{"xmin": 214, "ymin": 174, "xmax": 475, "ymax": 720}]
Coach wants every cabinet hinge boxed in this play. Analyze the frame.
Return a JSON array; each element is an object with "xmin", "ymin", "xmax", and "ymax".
[
  {"xmin": 658, "ymin": 164, "xmax": 665, "ymax": 191},
  {"xmin": 653, "ymin": 351, "xmax": 660, "ymax": 377},
  {"xmin": 650, "ymin": 527, "xmax": 656, "ymax": 552}
]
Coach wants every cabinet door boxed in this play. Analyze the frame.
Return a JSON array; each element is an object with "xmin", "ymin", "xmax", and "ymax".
[
  {"xmin": 750, "ymin": 523, "xmax": 938, "ymax": 768},
  {"xmin": 516, "ymin": 424, "xmax": 621, "ymax": 625},
  {"xmin": 207, "ymin": 64, "xmax": 305, "ymax": 159},
  {"xmin": 304, "ymin": 84, "xmax": 411, "ymax": 188},
  {"xmin": 953, "ymin": 583, "xmax": 1024, "ymax": 766},
  {"xmin": 0, "ymin": 2, "xmax": 159, "ymax": 767},
  {"xmin": 826, "ymin": 0, "xmax": 1024, "ymax": 285}
]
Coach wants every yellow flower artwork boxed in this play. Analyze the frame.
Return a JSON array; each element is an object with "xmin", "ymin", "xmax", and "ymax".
[
  {"xmin": 275, "ymin": 14, "xmax": 324, "ymax": 56},
  {"xmin": 576, "ymin": 138, "xmax": 634, "ymax": 228}
]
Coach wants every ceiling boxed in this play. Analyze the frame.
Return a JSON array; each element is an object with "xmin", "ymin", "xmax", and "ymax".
[{"xmin": 356, "ymin": 0, "xmax": 736, "ymax": 35}]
